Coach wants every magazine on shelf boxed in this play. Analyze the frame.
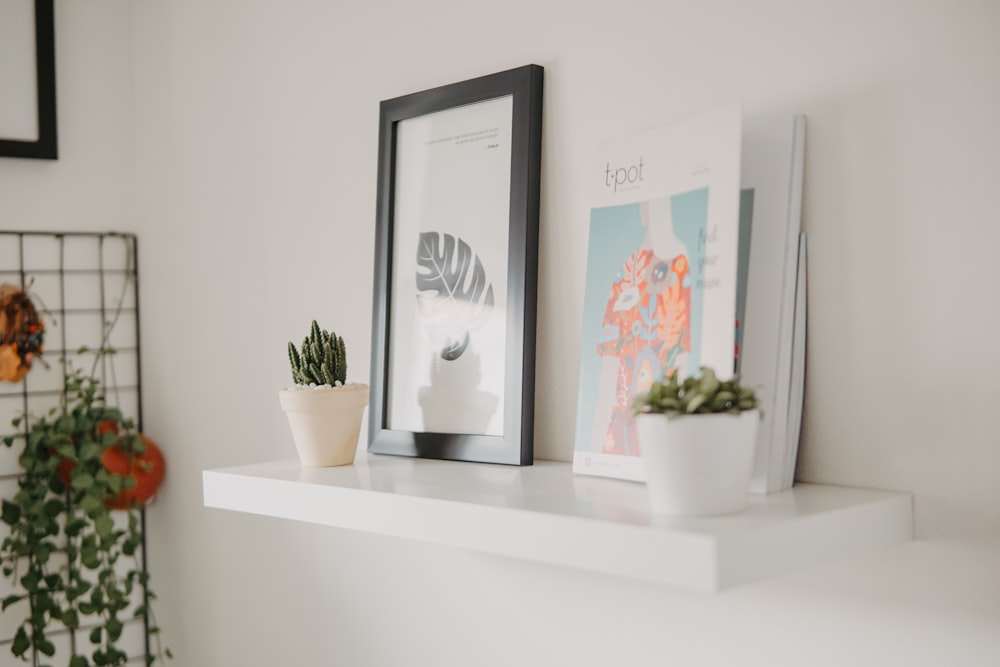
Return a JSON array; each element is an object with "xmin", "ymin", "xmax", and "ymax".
[
  {"xmin": 572, "ymin": 106, "xmax": 743, "ymax": 481},
  {"xmin": 738, "ymin": 114, "xmax": 807, "ymax": 493},
  {"xmin": 782, "ymin": 233, "xmax": 807, "ymax": 489}
]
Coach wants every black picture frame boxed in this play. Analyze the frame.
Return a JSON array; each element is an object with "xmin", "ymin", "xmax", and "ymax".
[
  {"xmin": 369, "ymin": 65, "xmax": 543, "ymax": 466},
  {"xmin": 0, "ymin": 0, "xmax": 58, "ymax": 160}
]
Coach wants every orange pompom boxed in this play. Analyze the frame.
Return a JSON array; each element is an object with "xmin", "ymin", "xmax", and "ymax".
[{"xmin": 102, "ymin": 434, "xmax": 166, "ymax": 510}]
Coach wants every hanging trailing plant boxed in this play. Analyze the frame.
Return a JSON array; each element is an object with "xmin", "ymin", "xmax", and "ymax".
[{"xmin": 0, "ymin": 244, "xmax": 170, "ymax": 666}]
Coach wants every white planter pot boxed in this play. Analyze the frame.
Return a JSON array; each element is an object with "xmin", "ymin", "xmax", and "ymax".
[
  {"xmin": 278, "ymin": 384, "xmax": 369, "ymax": 467},
  {"xmin": 636, "ymin": 410, "xmax": 760, "ymax": 516}
]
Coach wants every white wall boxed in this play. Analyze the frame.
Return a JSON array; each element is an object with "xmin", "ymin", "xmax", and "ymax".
[
  {"xmin": 3, "ymin": 0, "xmax": 999, "ymax": 665},
  {"xmin": 0, "ymin": 0, "xmax": 135, "ymax": 232}
]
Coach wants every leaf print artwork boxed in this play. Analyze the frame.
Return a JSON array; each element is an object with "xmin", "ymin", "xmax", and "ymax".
[{"xmin": 415, "ymin": 232, "xmax": 495, "ymax": 360}]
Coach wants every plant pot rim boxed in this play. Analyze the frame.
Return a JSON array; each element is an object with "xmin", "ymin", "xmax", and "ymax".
[
  {"xmin": 279, "ymin": 383, "xmax": 370, "ymax": 413},
  {"xmin": 280, "ymin": 383, "xmax": 369, "ymax": 393},
  {"xmin": 635, "ymin": 409, "xmax": 759, "ymax": 421}
]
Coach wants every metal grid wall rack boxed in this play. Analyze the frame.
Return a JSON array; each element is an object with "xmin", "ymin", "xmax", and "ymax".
[{"xmin": 0, "ymin": 231, "xmax": 151, "ymax": 665}]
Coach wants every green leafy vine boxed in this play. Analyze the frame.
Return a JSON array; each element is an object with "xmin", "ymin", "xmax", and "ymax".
[{"xmin": 0, "ymin": 240, "xmax": 169, "ymax": 666}]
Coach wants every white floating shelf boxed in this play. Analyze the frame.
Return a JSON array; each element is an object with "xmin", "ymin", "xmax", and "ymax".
[{"xmin": 202, "ymin": 454, "xmax": 912, "ymax": 592}]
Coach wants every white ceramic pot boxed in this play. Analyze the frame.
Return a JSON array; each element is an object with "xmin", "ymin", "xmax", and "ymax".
[
  {"xmin": 278, "ymin": 384, "xmax": 369, "ymax": 467},
  {"xmin": 636, "ymin": 410, "xmax": 760, "ymax": 516}
]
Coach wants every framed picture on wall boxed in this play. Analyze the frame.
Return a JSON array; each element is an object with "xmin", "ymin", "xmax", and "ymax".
[
  {"xmin": 0, "ymin": 0, "xmax": 58, "ymax": 160},
  {"xmin": 369, "ymin": 64, "xmax": 543, "ymax": 466}
]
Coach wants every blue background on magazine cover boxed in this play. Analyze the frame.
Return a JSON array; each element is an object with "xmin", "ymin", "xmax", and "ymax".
[{"xmin": 574, "ymin": 202, "xmax": 646, "ymax": 453}]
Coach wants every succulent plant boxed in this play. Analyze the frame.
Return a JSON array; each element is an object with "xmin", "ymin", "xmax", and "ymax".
[
  {"xmin": 288, "ymin": 320, "xmax": 347, "ymax": 386},
  {"xmin": 632, "ymin": 366, "xmax": 758, "ymax": 419}
]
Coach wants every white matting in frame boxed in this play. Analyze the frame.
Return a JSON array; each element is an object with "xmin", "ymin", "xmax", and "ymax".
[{"xmin": 387, "ymin": 95, "xmax": 513, "ymax": 436}]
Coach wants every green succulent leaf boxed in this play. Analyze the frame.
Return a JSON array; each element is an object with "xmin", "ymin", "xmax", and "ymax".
[
  {"xmin": 685, "ymin": 392, "xmax": 708, "ymax": 413},
  {"xmin": 288, "ymin": 320, "xmax": 348, "ymax": 386}
]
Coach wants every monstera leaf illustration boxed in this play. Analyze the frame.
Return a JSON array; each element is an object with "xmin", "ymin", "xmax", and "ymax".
[{"xmin": 415, "ymin": 231, "xmax": 494, "ymax": 360}]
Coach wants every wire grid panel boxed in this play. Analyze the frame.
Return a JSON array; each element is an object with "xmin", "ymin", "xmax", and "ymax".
[{"xmin": 0, "ymin": 232, "xmax": 148, "ymax": 665}]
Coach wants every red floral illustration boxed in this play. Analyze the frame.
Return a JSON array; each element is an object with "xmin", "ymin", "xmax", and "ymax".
[{"xmin": 595, "ymin": 248, "xmax": 692, "ymax": 456}]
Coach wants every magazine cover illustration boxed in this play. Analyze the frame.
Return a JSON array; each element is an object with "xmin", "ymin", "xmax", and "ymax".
[
  {"xmin": 576, "ymin": 192, "xmax": 708, "ymax": 469},
  {"xmin": 572, "ymin": 106, "xmax": 742, "ymax": 481}
]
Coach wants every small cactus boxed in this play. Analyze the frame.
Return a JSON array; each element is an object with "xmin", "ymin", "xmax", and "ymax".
[{"xmin": 288, "ymin": 320, "xmax": 347, "ymax": 386}]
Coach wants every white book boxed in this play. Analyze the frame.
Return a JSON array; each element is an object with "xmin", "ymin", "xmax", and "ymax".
[
  {"xmin": 738, "ymin": 114, "xmax": 806, "ymax": 494},
  {"xmin": 573, "ymin": 107, "xmax": 743, "ymax": 481},
  {"xmin": 783, "ymin": 233, "xmax": 808, "ymax": 489}
]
